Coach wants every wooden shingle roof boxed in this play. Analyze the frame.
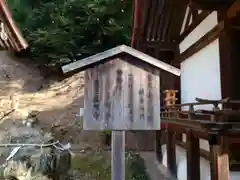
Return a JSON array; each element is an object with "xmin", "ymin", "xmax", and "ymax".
[{"xmin": 0, "ymin": 0, "xmax": 28, "ymax": 51}]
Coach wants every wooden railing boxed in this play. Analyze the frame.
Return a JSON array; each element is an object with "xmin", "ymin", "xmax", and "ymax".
[
  {"xmin": 160, "ymin": 94, "xmax": 240, "ymax": 180},
  {"xmin": 161, "ymin": 98, "xmax": 240, "ymax": 135}
]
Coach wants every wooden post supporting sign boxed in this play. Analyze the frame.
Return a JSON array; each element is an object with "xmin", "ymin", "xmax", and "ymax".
[{"xmin": 111, "ymin": 131, "xmax": 125, "ymax": 180}]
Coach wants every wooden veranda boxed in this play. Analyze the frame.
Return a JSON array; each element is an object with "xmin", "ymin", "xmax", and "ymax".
[{"xmin": 162, "ymin": 96, "xmax": 240, "ymax": 180}]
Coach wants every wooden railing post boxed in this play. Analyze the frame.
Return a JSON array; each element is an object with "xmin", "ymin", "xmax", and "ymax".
[
  {"xmin": 186, "ymin": 130, "xmax": 200, "ymax": 180},
  {"xmin": 209, "ymin": 135, "xmax": 230, "ymax": 180},
  {"xmin": 167, "ymin": 130, "xmax": 177, "ymax": 177},
  {"xmin": 186, "ymin": 103, "xmax": 200, "ymax": 180},
  {"xmin": 156, "ymin": 130, "xmax": 163, "ymax": 162}
]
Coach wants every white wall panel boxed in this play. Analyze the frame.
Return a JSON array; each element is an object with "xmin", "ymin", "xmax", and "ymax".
[
  {"xmin": 180, "ymin": 11, "xmax": 221, "ymax": 111},
  {"xmin": 162, "ymin": 145, "xmax": 240, "ymax": 180},
  {"xmin": 180, "ymin": 39, "xmax": 222, "ymax": 110}
]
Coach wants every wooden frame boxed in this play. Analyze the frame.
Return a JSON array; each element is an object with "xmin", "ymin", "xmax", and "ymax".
[
  {"xmin": 178, "ymin": 10, "xmax": 212, "ymax": 43},
  {"xmin": 179, "ymin": 20, "xmax": 225, "ymax": 62},
  {"xmin": 190, "ymin": 1, "xmax": 234, "ymax": 10}
]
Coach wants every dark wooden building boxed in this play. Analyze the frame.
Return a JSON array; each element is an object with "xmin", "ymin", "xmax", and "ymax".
[{"xmin": 131, "ymin": 0, "xmax": 240, "ymax": 180}]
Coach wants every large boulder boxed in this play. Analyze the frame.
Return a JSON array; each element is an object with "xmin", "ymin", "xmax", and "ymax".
[{"xmin": 0, "ymin": 125, "xmax": 71, "ymax": 180}]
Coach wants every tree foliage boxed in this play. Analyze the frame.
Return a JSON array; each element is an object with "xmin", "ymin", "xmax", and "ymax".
[{"xmin": 8, "ymin": 0, "xmax": 132, "ymax": 68}]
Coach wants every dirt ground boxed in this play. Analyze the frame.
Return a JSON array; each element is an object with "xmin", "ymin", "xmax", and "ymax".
[
  {"xmin": 0, "ymin": 51, "xmax": 174, "ymax": 180},
  {"xmin": 0, "ymin": 51, "xmax": 103, "ymax": 146}
]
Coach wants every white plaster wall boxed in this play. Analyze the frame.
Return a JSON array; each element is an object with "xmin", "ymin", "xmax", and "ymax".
[
  {"xmin": 180, "ymin": 12, "xmax": 222, "ymax": 111},
  {"xmin": 162, "ymin": 145, "xmax": 240, "ymax": 180},
  {"xmin": 182, "ymin": 133, "xmax": 209, "ymax": 151},
  {"xmin": 180, "ymin": 39, "xmax": 222, "ymax": 110}
]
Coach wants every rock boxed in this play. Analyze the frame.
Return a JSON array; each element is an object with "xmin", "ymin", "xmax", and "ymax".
[
  {"xmin": 54, "ymin": 149, "xmax": 71, "ymax": 174},
  {"xmin": 0, "ymin": 125, "xmax": 71, "ymax": 180}
]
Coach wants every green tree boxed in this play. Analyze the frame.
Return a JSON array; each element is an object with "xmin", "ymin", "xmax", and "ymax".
[{"xmin": 8, "ymin": 0, "xmax": 132, "ymax": 69}]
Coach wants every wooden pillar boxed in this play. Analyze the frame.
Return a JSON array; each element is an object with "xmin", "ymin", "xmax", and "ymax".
[
  {"xmin": 155, "ymin": 130, "xmax": 163, "ymax": 162},
  {"xmin": 186, "ymin": 130, "xmax": 200, "ymax": 180},
  {"xmin": 167, "ymin": 129, "xmax": 177, "ymax": 177},
  {"xmin": 209, "ymin": 135, "xmax": 230, "ymax": 180}
]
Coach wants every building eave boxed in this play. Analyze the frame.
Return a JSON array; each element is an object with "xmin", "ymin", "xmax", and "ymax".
[{"xmin": 0, "ymin": 0, "xmax": 28, "ymax": 52}]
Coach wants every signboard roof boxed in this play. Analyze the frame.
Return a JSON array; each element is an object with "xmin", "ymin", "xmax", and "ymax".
[{"xmin": 61, "ymin": 45, "xmax": 180, "ymax": 76}]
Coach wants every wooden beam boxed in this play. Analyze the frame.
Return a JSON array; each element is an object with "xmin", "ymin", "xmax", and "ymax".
[
  {"xmin": 166, "ymin": 6, "xmax": 177, "ymax": 41},
  {"xmin": 209, "ymin": 136, "xmax": 230, "ymax": 180},
  {"xmin": 178, "ymin": 10, "xmax": 212, "ymax": 43},
  {"xmin": 162, "ymin": 1, "xmax": 174, "ymax": 41},
  {"xmin": 158, "ymin": 1, "xmax": 170, "ymax": 41},
  {"xmin": 186, "ymin": 130, "xmax": 200, "ymax": 180},
  {"xmin": 164, "ymin": 123, "xmax": 209, "ymax": 139},
  {"xmin": 227, "ymin": 1, "xmax": 240, "ymax": 19},
  {"xmin": 191, "ymin": 1, "xmax": 234, "ymax": 10},
  {"xmin": 145, "ymin": 0, "xmax": 157, "ymax": 41},
  {"xmin": 179, "ymin": 20, "xmax": 225, "ymax": 62},
  {"xmin": 167, "ymin": 129, "xmax": 177, "ymax": 177},
  {"xmin": 171, "ymin": 2, "xmax": 188, "ymax": 43},
  {"xmin": 144, "ymin": 41, "xmax": 177, "ymax": 51},
  {"xmin": 184, "ymin": 6, "xmax": 192, "ymax": 32},
  {"xmin": 131, "ymin": 0, "xmax": 148, "ymax": 49},
  {"xmin": 152, "ymin": 0, "xmax": 165, "ymax": 41},
  {"xmin": 156, "ymin": 2, "xmax": 165, "ymax": 41},
  {"xmin": 131, "ymin": 0, "xmax": 142, "ymax": 48},
  {"xmin": 217, "ymin": 8, "xmax": 234, "ymax": 105},
  {"xmin": 190, "ymin": 3, "xmax": 198, "ymax": 20},
  {"xmin": 141, "ymin": 0, "xmax": 152, "ymax": 42}
]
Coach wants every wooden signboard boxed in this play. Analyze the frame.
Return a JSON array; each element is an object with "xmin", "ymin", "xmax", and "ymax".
[
  {"xmin": 84, "ymin": 57, "xmax": 160, "ymax": 130},
  {"xmin": 62, "ymin": 45, "xmax": 180, "ymax": 130},
  {"xmin": 62, "ymin": 45, "xmax": 180, "ymax": 180}
]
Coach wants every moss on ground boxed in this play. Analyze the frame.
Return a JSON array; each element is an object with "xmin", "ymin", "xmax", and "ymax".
[
  {"xmin": 126, "ymin": 152, "xmax": 151, "ymax": 180},
  {"xmin": 71, "ymin": 152, "xmax": 111, "ymax": 180},
  {"xmin": 71, "ymin": 151, "xmax": 150, "ymax": 180}
]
